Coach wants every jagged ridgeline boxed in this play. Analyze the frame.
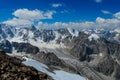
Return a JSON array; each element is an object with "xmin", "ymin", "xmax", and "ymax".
[{"xmin": 0, "ymin": 23, "xmax": 120, "ymax": 80}]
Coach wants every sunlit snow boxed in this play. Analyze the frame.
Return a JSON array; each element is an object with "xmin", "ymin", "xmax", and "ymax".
[
  {"xmin": 23, "ymin": 57, "xmax": 87, "ymax": 80},
  {"xmin": 88, "ymin": 34, "xmax": 100, "ymax": 41}
]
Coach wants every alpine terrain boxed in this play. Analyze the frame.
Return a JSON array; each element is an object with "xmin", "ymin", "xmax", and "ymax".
[{"xmin": 0, "ymin": 23, "xmax": 120, "ymax": 80}]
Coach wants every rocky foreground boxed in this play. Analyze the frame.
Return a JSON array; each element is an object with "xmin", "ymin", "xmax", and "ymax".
[{"xmin": 0, "ymin": 51, "xmax": 51, "ymax": 80}]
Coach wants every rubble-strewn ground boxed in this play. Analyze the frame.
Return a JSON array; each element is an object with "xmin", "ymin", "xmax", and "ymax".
[{"xmin": 0, "ymin": 51, "xmax": 51, "ymax": 80}]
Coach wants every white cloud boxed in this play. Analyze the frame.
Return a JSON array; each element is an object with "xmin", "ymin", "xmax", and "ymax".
[
  {"xmin": 3, "ymin": 18, "xmax": 33, "ymax": 27},
  {"xmin": 44, "ymin": 11, "xmax": 56, "ymax": 19},
  {"xmin": 95, "ymin": 17, "xmax": 120, "ymax": 29},
  {"xmin": 52, "ymin": 3, "xmax": 62, "ymax": 8},
  {"xmin": 13, "ymin": 9, "xmax": 55, "ymax": 21},
  {"xmin": 101, "ymin": 10, "xmax": 112, "ymax": 15},
  {"xmin": 3, "ymin": 8, "xmax": 120, "ymax": 31},
  {"xmin": 37, "ymin": 11, "xmax": 120, "ymax": 30},
  {"xmin": 95, "ymin": 0, "xmax": 102, "ymax": 3},
  {"xmin": 38, "ymin": 21, "xmax": 95, "ymax": 30},
  {"xmin": 114, "ymin": 12, "xmax": 120, "ymax": 19},
  {"xmin": 3, "ymin": 8, "xmax": 56, "ymax": 27},
  {"xmin": 96, "ymin": 17, "xmax": 105, "ymax": 23},
  {"xmin": 38, "ymin": 15, "xmax": 120, "ymax": 30}
]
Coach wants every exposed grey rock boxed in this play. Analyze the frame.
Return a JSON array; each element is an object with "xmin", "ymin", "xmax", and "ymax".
[
  {"xmin": 12, "ymin": 42, "xmax": 39, "ymax": 54},
  {"xmin": 93, "ymin": 55, "xmax": 120, "ymax": 79},
  {"xmin": 0, "ymin": 40, "xmax": 12, "ymax": 53},
  {"xmin": 68, "ymin": 33, "xmax": 120, "ymax": 80},
  {"xmin": 34, "ymin": 51, "xmax": 65, "ymax": 67},
  {"xmin": 40, "ymin": 30, "xmax": 56, "ymax": 42},
  {"xmin": 93, "ymin": 55, "xmax": 114, "ymax": 76}
]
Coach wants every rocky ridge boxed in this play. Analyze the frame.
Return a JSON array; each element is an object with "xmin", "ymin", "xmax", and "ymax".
[{"xmin": 0, "ymin": 51, "xmax": 51, "ymax": 80}]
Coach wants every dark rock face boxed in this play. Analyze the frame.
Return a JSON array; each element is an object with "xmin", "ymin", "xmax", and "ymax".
[
  {"xmin": 106, "ymin": 42, "xmax": 120, "ymax": 61},
  {"xmin": 33, "ymin": 29, "xmax": 57, "ymax": 42},
  {"xmin": 69, "ymin": 34, "xmax": 93, "ymax": 61},
  {"xmin": 114, "ymin": 64, "xmax": 120, "ymax": 79},
  {"xmin": 69, "ymin": 33, "xmax": 120, "ymax": 62},
  {"xmin": 35, "ymin": 51, "xmax": 65, "ymax": 67},
  {"xmin": 12, "ymin": 42, "xmax": 39, "ymax": 54},
  {"xmin": 93, "ymin": 55, "xmax": 120, "ymax": 79},
  {"xmin": 93, "ymin": 56, "xmax": 114, "ymax": 76},
  {"xmin": 0, "ymin": 51, "xmax": 51, "ymax": 80},
  {"xmin": 69, "ymin": 33, "xmax": 120, "ymax": 79},
  {"xmin": 0, "ymin": 40, "xmax": 12, "ymax": 53},
  {"xmin": 57, "ymin": 28, "xmax": 70, "ymax": 35},
  {"xmin": 30, "ymin": 25, "xmax": 37, "ymax": 31},
  {"xmin": 40, "ymin": 30, "xmax": 56, "ymax": 42}
]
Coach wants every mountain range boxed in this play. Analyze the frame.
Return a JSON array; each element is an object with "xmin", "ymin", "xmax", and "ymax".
[{"xmin": 0, "ymin": 23, "xmax": 120, "ymax": 80}]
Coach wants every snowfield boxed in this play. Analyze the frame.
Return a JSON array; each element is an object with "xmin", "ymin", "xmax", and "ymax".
[
  {"xmin": 52, "ymin": 70, "xmax": 86, "ymax": 80},
  {"xmin": 23, "ymin": 57, "xmax": 87, "ymax": 80}
]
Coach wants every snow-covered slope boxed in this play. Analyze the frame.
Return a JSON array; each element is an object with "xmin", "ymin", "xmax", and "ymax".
[
  {"xmin": 23, "ymin": 57, "xmax": 87, "ymax": 80},
  {"xmin": 0, "ymin": 24, "xmax": 75, "ymax": 49}
]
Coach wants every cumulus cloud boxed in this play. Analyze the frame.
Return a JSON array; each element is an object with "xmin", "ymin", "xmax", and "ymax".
[
  {"xmin": 38, "ymin": 11, "xmax": 120, "ymax": 30},
  {"xmin": 38, "ymin": 21, "xmax": 95, "ymax": 30},
  {"xmin": 3, "ymin": 8, "xmax": 56, "ymax": 27},
  {"xmin": 114, "ymin": 12, "xmax": 120, "ymax": 19},
  {"xmin": 96, "ymin": 17, "xmax": 105, "ymax": 23},
  {"xmin": 52, "ymin": 3, "xmax": 62, "ymax": 8},
  {"xmin": 101, "ymin": 10, "xmax": 112, "ymax": 15},
  {"xmin": 3, "ymin": 18, "xmax": 33, "ymax": 27},
  {"xmin": 95, "ymin": 17, "xmax": 120, "ymax": 29},
  {"xmin": 44, "ymin": 10, "xmax": 56, "ymax": 19},
  {"xmin": 3, "ymin": 8, "xmax": 120, "ymax": 30},
  {"xmin": 13, "ymin": 9, "xmax": 55, "ymax": 21},
  {"xmin": 95, "ymin": 0, "xmax": 102, "ymax": 3},
  {"xmin": 38, "ymin": 14, "xmax": 120, "ymax": 30}
]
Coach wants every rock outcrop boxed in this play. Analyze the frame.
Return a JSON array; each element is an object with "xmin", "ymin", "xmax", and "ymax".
[
  {"xmin": 0, "ymin": 40, "xmax": 12, "ymax": 53},
  {"xmin": 69, "ymin": 34, "xmax": 120, "ymax": 80},
  {"xmin": 34, "ymin": 51, "xmax": 65, "ymax": 67},
  {"xmin": 93, "ymin": 55, "xmax": 120, "ymax": 79},
  {"xmin": 0, "ymin": 51, "xmax": 51, "ymax": 80},
  {"xmin": 12, "ymin": 42, "xmax": 39, "ymax": 54}
]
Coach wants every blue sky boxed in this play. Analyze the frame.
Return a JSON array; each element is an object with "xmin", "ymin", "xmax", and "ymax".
[
  {"xmin": 0, "ymin": 0, "xmax": 120, "ymax": 22},
  {"xmin": 0, "ymin": 0, "xmax": 120, "ymax": 29}
]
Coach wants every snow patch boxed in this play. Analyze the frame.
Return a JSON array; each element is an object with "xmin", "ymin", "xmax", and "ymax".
[
  {"xmin": 114, "ymin": 33, "xmax": 120, "ymax": 40},
  {"xmin": 88, "ymin": 34, "xmax": 100, "ymax": 41},
  {"xmin": 29, "ymin": 39, "xmax": 67, "ymax": 49},
  {"xmin": 22, "ymin": 57, "xmax": 49, "ymax": 73},
  {"xmin": 67, "ymin": 28, "xmax": 79, "ymax": 37},
  {"xmin": 114, "ymin": 29, "xmax": 120, "ymax": 33},
  {"xmin": 99, "ymin": 53, "xmax": 103, "ymax": 57}
]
